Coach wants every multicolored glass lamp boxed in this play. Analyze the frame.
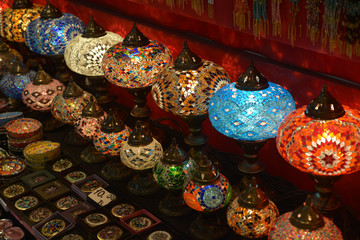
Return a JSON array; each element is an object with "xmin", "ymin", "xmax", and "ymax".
[
  {"xmin": 102, "ymin": 22, "xmax": 172, "ymax": 118},
  {"xmin": 75, "ymin": 96, "xmax": 107, "ymax": 163},
  {"xmin": 24, "ymin": 0, "xmax": 84, "ymax": 82},
  {"xmin": 120, "ymin": 120, "xmax": 163, "ymax": 196},
  {"xmin": 269, "ymin": 195, "xmax": 343, "ymax": 239},
  {"xmin": 227, "ymin": 177, "xmax": 279, "ymax": 238},
  {"xmin": 209, "ymin": 61, "xmax": 295, "ymax": 175},
  {"xmin": 93, "ymin": 110, "xmax": 132, "ymax": 180},
  {"xmin": 183, "ymin": 153, "xmax": 232, "ymax": 240},
  {"xmin": 277, "ymin": 85, "xmax": 360, "ymax": 211},
  {"xmin": 0, "ymin": 39, "xmax": 23, "ymax": 77},
  {"xmin": 152, "ymin": 42, "xmax": 230, "ymax": 154},
  {"xmin": 153, "ymin": 138, "xmax": 195, "ymax": 216},
  {"xmin": 64, "ymin": 16, "xmax": 123, "ymax": 105}
]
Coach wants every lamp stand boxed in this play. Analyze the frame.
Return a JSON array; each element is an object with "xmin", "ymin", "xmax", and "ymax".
[
  {"xmin": 182, "ymin": 114, "xmax": 208, "ymax": 148},
  {"xmin": 311, "ymin": 175, "xmax": 342, "ymax": 212},
  {"xmin": 126, "ymin": 86, "xmax": 152, "ymax": 118},
  {"xmin": 159, "ymin": 189, "xmax": 192, "ymax": 217},
  {"xmin": 237, "ymin": 140, "xmax": 267, "ymax": 175},
  {"xmin": 80, "ymin": 144, "xmax": 106, "ymax": 163},
  {"xmin": 48, "ymin": 55, "xmax": 72, "ymax": 83},
  {"xmin": 63, "ymin": 128, "xmax": 88, "ymax": 146},
  {"xmin": 86, "ymin": 76, "xmax": 116, "ymax": 105},
  {"xmin": 101, "ymin": 155, "xmax": 133, "ymax": 181},
  {"xmin": 127, "ymin": 169, "xmax": 159, "ymax": 196},
  {"xmin": 189, "ymin": 211, "xmax": 228, "ymax": 240}
]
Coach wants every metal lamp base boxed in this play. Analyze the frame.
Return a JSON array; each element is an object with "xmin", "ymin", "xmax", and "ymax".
[
  {"xmin": 127, "ymin": 86, "xmax": 152, "ymax": 119},
  {"xmin": 237, "ymin": 140, "xmax": 267, "ymax": 175},
  {"xmin": 101, "ymin": 157, "xmax": 133, "ymax": 181},
  {"xmin": 159, "ymin": 190, "xmax": 192, "ymax": 217},
  {"xmin": 311, "ymin": 175, "xmax": 342, "ymax": 212},
  {"xmin": 63, "ymin": 128, "xmax": 88, "ymax": 146},
  {"xmin": 127, "ymin": 170, "xmax": 159, "ymax": 196},
  {"xmin": 80, "ymin": 144, "xmax": 106, "ymax": 163},
  {"xmin": 189, "ymin": 212, "xmax": 228, "ymax": 240}
]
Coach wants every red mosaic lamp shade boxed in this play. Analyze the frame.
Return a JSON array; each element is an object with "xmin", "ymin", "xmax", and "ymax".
[{"xmin": 276, "ymin": 86, "xmax": 360, "ymax": 176}]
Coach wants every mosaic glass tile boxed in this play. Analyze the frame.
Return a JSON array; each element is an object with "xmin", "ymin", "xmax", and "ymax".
[
  {"xmin": 0, "ymin": 70, "xmax": 36, "ymax": 99},
  {"xmin": 93, "ymin": 126, "xmax": 131, "ymax": 156},
  {"xmin": 74, "ymin": 112, "xmax": 107, "ymax": 140}
]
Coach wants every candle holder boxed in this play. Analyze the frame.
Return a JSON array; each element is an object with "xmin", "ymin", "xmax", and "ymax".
[
  {"xmin": 121, "ymin": 121, "xmax": 163, "ymax": 196},
  {"xmin": 277, "ymin": 85, "xmax": 360, "ymax": 212}
]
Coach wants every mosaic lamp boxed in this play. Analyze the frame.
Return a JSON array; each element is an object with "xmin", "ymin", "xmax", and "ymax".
[
  {"xmin": 269, "ymin": 195, "xmax": 343, "ymax": 239},
  {"xmin": 102, "ymin": 22, "xmax": 172, "ymax": 118},
  {"xmin": 277, "ymin": 85, "xmax": 360, "ymax": 211},
  {"xmin": 152, "ymin": 42, "xmax": 230, "ymax": 152},
  {"xmin": 153, "ymin": 138, "xmax": 195, "ymax": 216},
  {"xmin": 227, "ymin": 177, "xmax": 279, "ymax": 238},
  {"xmin": 209, "ymin": 60, "xmax": 295, "ymax": 175},
  {"xmin": 93, "ymin": 110, "xmax": 132, "ymax": 180},
  {"xmin": 183, "ymin": 153, "xmax": 232, "ymax": 240},
  {"xmin": 64, "ymin": 16, "xmax": 123, "ymax": 105},
  {"xmin": 75, "ymin": 96, "xmax": 107, "ymax": 163},
  {"xmin": 24, "ymin": 0, "xmax": 85, "ymax": 82},
  {"xmin": 120, "ymin": 120, "xmax": 163, "ymax": 196},
  {"xmin": 0, "ymin": 39, "xmax": 23, "ymax": 78}
]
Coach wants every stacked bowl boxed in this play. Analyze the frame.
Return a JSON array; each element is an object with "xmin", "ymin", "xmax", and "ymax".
[
  {"xmin": 0, "ymin": 112, "xmax": 23, "ymax": 149},
  {"xmin": 23, "ymin": 141, "xmax": 61, "ymax": 170}
]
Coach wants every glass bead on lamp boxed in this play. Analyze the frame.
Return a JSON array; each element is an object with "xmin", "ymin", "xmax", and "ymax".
[
  {"xmin": 64, "ymin": 16, "xmax": 123, "ymax": 105},
  {"xmin": 276, "ymin": 85, "xmax": 360, "ymax": 211},
  {"xmin": 24, "ymin": 0, "xmax": 84, "ymax": 83},
  {"xmin": 153, "ymin": 138, "xmax": 195, "ymax": 216},
  {"xmin": 102, "ymin": 22, "xmax": 172, "ymax": 118},
  {"xmin": 75, "ymin": 96, "xmax": 107, "ymax": 163},
  {"xmin": 0, "ymin": 39, "xmax": 23, "ymax": 77},
  {"xmin": 208, "ymin": 60, "xmax": 295, "ymax": 177},
  {"xmin": 152, "ymin": 42, "xmax": 230, "ymax": 154},
  {"xmin": 227, "ymin": 177, "xmax": 278, "ymax": 238},
  {"xmin": 183, "ymin": 153, "xmax": 232, "ymax": 240},
  {"xmin": 93, "ymin": 110, "xmax": 132, "ymax": 180},
  {"xmin": 269, "ymin": 195, "xmax": 343, "ymax": 239},
  {"xmin": 120, "ymin": 120, "xmax": 163, "ymax": 196}
]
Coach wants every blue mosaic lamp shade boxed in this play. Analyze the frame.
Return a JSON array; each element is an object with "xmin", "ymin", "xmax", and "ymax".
[
  {"xmin": 24, "ymin": 13, "xmax": 85, "ymax": 55},
  {"xmin": 209, "ymin": 81, "xmax": 295, "ymax": 141}
]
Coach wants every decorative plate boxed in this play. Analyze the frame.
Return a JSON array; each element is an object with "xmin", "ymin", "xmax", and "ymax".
[
  {"xmin": 41, "ymin": 219, "xmax": 66, "ymax": 237},
  {"xmin": 5, "ymin": 118, "xmax": 42, "ymax": 139},
  {"xmin": 3, "ymin": 184, "xmax": 25, "ymax": 198},
  {"xmin": 15, "ymin": 196, "xmax": 38, "ymax": 210},
  {"xmin": 111, "ymin": 204, "xmax": 135, "ymax": 218},
  {"xmin": 0, "ymin": 219, "xmax": 13, "ymax": 231},
  {"xmin": 0, "ymin": 157, "xmax": 25, "ymax": 177},
  {"xmin": 84, "ymin": 213, "xmax": 108, "ymax": 227},
  {"xmin": 56, "ymin": 195, "xmax": 79, "ymax": 210},
  {"xmin": 29, "ymin": 207, "xmax": 53, "ymax": 223},
  {"xmin": 61, "ymin": 233, "xmax": 85, "ymax": 240},
  {"xmin": 0, "ymin": 148, "xmax": 9, "ymax": 158},
  {"xmin": 65, "ymin": 171, "xmax": 86, "ymax": 183},
  {"xmin": 129, "ymin": 216, "xmax": 152, "ymax": 231},
  {"xmin": 97, "ymin": 225, "xmax": 123, "ymax": 240},
  {"xmin": 147, "ymin": 231, "xmax": 172, "ymax": 240},
  {"xmin": 80, "ymin": 179, "xmax": 102, "ymax": 193},
  {"xmin": 52, "ymin": 159, "xmax": 73, "ymax": 172}
]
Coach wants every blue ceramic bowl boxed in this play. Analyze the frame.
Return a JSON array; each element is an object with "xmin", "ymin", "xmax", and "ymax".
[{"xmin": 0, "ymin": 112, "xmax": 23, "ymax": 126}]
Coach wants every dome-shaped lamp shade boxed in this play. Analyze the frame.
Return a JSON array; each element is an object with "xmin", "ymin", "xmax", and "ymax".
[
  {"xmin": 120, "ymin": 121, "xmax": 163, "ymax": 170},
  {"xmin": 64, "ymin": 16, "xmax": 123, "ymax": 77},
  {"xmin": 93, "ymin": 112, "xmax": 131, "ymax": 156},
  {"xmin": 102, "ymin": 23, "xmax": 172, "ymax": 88},
  {"xmin": 0, "ymin": 40, "xmax": 23, "ymax": 76},
  {"xmin": 152, "ymin": 42, "xmax": 230, "ymax": 116},
  {"xmin": 0, "ymin": 61, "xmax": 36, "ymax": 99},
  {"xmin": 226, "ymin": 177, "xmax": 278, "ymax": 238},
  {"xmin": 22, "ymin": 67, "xmax": 65, "ymax": 111},
  {"xmin": 153, "ymin": 139, "xmax": 195, "ymax": 190},
  {"xmin": 51, "ymin": 79, "xmax": 93, "ymax": 124},
  {"xmin": 24, "ymin": 1, "xmax": 84, "ymax": 55},
  {"xmin": 0, "ymin": 0, "xmax": 43, "ymax": 42},
  {"xmin": 209, "ymin": 62, "xmax": 295, "ymax": 141},
  {"xmin": 277, "ymin": 105, "xmax": 360, "ymax": 176}
]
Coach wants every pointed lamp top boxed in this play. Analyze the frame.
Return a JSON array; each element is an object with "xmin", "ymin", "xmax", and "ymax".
[
  {"xmin": 82, "ymin": 16, "xmax": 107, "ymax": 38},
  {"xmin": 62, "ymin": 78, "xmax": 83, "ymax": 99},
  {"xmin": 174, "ymin": 41, "xmax": 203, "ymax": 71},
  {"xmin": 122, "ymin": 22, "xmax": 150, "ymax": 48},
  {"xmin": 192, "ymin": 153, "xmax": 219, "ymax": 184},
  {"xmin": 40, "ymin": 0, "xmax": 62, "ymax": 19},
  {"xmin": 128, "ymin": 120, "xmax": 153, "ymax": 147},
  {"xmin": 33, "ymin": 65, "xmax": 53, "ymax": 85},
  {"xmin": 305, "ymin": 85, "xmax": 345, "ymax": 120},
  {"xmin": 101, "ymin": 109, "xmax": 125, "ymax": 133},
  {"xmin": 161, "ymin": 138, "xmax": 187, "ymax": 165},
  {"xmin": 11, "ymin": 58, "xmax": 29, "ymax": 75},
  {"xmin": 12, "ymin": 0, "xmax": 32, "ymax": 9},
  {"xmin": 290, "ymin": 195, "xmax": 325, "ymax": 230},
  {"xmin": 237, "ymin": 177, "xmax": 269, "ymax": 209},
  {"xmin": 81, "ymin": 96, "xmax": 104, "ymax": 117},
  {"xmin": 235, "ymin": 60, "xmax": 269, "ymax": 91}
]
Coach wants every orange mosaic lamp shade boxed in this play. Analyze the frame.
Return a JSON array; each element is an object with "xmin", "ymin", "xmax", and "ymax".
[{"xmin": 277, "ymin": 86, "xmax": 360, "ymax": 176}]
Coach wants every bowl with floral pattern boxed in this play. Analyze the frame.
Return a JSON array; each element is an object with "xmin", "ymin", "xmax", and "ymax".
[{"xmin": 5, "ymin": 118, "xmax": 42, "ymax": 139}]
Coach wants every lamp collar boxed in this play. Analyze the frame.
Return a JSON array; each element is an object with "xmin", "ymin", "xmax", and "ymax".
[
  {"xmin": 122, "ymin": 22, "xmax": 150, "ymax": 48},
  {"xmin": 82, "ymin": 96, "xmax": 104, "ymax": 117},
  {"xmin": 161, "ymin": 138, "xmax": 187, "ymax": 165},
  {"xmin": 174, "ymin": 41, "xmax": 203, "ymax": 71},
  {"xmin": 128, "ymin": 121, "xmax": 153, "ymax": 147},
  {"xmin": 82, "ymin": 16, "xmax": 107, "ymax": 38},
  {"xmin": 235, "ymin": 60, "xmax": 269, "ymax": 91},
  {"xmin": 237, "ymin": 177, "xmax": 269, "ymax": 209},
  {"xmin": 101, "ymin": 110, "xmax": 125, "ymax": 133},
  {"xmin": 40, "ymin": 0, "xmax": 62, "ymax": 19},
  {"xmin": 33, "ymin": 66, "xmax": 53, "ymax": 85},
  {"xmin": 63, "ymin": 78, "xmax": 83, "ymax": 99}
]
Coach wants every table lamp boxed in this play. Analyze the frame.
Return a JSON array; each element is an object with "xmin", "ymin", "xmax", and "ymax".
[
  {"xmin": 64, "ymin": 16, "xmax": 123, "ymax": 105},
  {"xmin": 269, "ymin": 195, "xmax": 343, "ymax": 239},
  {"xmin": 75, "ymin": 96, "xmax": 107, "ymax": 163},
  {"xmin": 120, "ymin": 120, "xmax": 163, "ymax": 196},
  {"xmin": 102, "ymin": 22, "xmax": 172, "ymax": 118},
  {"xmin": 277, "ymin": 85, "xmax": 360, "ymax": 211},
  {"xmin": 208, "ymin": 60, "xmax": 295, "ymax": 176},
  {"xmin": 183, "ymin": 153, "xmax": 232, "ymax": 240},
  {"xmin": 227, "ymin": 177, "xmax": 278, "ymax": 238},
  {"xmin": 93, "ymin": 110, "xmax": 132, "ymax": 180},
  {"xmin": 152, "ymin": 42, "xmax": 230, "ymax": 154},
  {"xmin": 153, "ymin": 138, "xmax": 195, "ymax": 216},
  {"xmin": 0, "ymin": 38, "xmax": 23, "ymax": 78},
  {"xmin": 24, "ymin": 0, "xmax": 84, "ymax": 82}
]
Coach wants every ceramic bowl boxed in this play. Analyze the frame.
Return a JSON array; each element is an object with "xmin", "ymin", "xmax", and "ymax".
[
  {"xmin": 0, "ymin": 112, "xmax": 23, "ymax": 126},
  {"xmin": 5, "ymin": 118, "xmax": 42, "ymax": 139},
  {"xmin": 23, "ymin": 141, "xmax": 61, "ymax": 162},
  {"xmin": 0, "ymin": 157, "xmax": 26, "ymax": 178},
  {"xmin": 8, "ymin": 135, "xmax": 43, "ymax": 149}
]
